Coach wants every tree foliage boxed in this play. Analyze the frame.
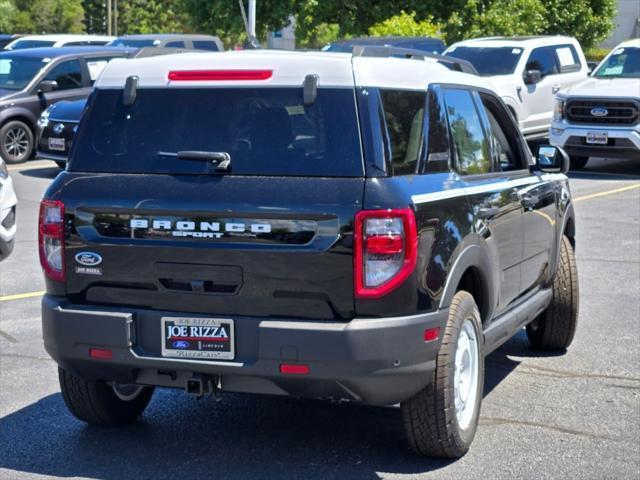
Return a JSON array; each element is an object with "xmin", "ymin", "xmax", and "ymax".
[
  {"xmin": 0, "ymin": 1, "xmax": 17, "ymax": 33},
  {"xmin": 368, "ymin": 10, "xmax": 441, "ymax": 38},
  {"xmin": 10, "ymin": 0, "xmax": 85, "ymax": 34}
]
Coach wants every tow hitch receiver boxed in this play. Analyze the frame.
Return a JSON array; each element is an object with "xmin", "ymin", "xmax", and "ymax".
[{"xmin": 185, "ymin": 375, "xmax": 222, "ymax": 400}]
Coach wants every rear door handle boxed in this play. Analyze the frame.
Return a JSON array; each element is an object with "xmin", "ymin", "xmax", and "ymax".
[
  {"xmin": 478, "ymin": 206, "xmax": 500, "ymax": 219},
  {"xmin": 552, "ymin": 84, "xmax": 561, "ymax": 94}
]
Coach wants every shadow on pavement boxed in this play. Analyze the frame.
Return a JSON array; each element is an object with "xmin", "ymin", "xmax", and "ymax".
[
  {"xmin": 0, "ymin": 331, "xmax": 563, "ymax": 479},
  {"xmin": 17, "ymin": 167, "xmax": 61, "ymax": 180}
]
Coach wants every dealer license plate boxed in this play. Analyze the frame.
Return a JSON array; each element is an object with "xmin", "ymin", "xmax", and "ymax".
[
  {"xmin": 48, "ymin": 137, "xmax": 65, "ymax": 151},
  {"xmin": 161, "ymin": 317, "xmax": 234, "ymax": 360},
  {"xmin": 586, "ymin": 132, "xmax": 608, "ymax": 145}
]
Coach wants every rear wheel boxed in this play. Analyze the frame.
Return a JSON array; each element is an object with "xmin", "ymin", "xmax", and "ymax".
[
  {"xmin": 526, "ymin": 235, "xmax": 578, "ymax": 350},
  {"xmin": 0, "ymin": 120, "xmax": 34, "ymax": 164},
  {"xmin": 570, "ymin": 156, "xmax": 589, "ymax": 170},
  {"xmin": 58, "ymin": 367, "xmax": 154, "ymax": 426},
  {"xmin": 401, "ymin": 291, "xmax": 484, "ymax": 458}
]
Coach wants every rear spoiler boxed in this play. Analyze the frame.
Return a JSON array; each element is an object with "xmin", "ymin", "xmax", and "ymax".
[{"xmin": 351, "ymin": 45, "xmax": 478, "ymax": 76}]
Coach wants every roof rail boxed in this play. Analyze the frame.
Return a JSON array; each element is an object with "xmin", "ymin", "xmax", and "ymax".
[{"xmin": 351, "ymin": 45, "xmax": 478, "ymax": 75}]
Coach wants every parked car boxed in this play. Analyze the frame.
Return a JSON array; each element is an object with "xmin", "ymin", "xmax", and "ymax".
[
  {"xmin": 4, "ymin": 34, "xmax": 115, "ymax": 50},
  {"xmin": 37, "ymin": 47, "xmax": 208, "ymax": 167},
  {"xmin": 108, "ymin": 34, "xmax": 223, "ymax": 51},
  {"xmin": 0, "ymin": 34, "xmax": 23, "ymax": 50},
  {"xmin": 550, "ymin": 38, "xmax": 640, "ymax": 169},
  {"xmin": 0, "ymin": 157, "xmax": 17, "ymax": 261},
  {"xmin": 444, "ymin": 36, "xmax": 589, "ymax": 139},
  {"xmin": 0, "ymin": 47, "xmax": 133, "ymax": 164},
  {"xmin": 323, "ymin": 36, "xmax": 445, "ymax": 54},
  {"xmin": 41, "ymin": 48, "xmax": 577, "ymax": 458}
]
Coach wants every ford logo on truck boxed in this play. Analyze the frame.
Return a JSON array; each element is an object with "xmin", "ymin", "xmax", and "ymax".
[
  {"xmin": 590, "ymin": 107, "xmax": 608, "ymax": 117},
  {"xmin": 75, "ymin": 252, "xmax": 102, "ymax": 266}
]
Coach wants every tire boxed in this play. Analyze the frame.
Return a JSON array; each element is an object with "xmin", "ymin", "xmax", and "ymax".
[
  {"xmin": 55, "ymin": 161, "xmax": 66, "ymax": 169},
  {"xmin": 401, "ymin": 291, "xmax": 484, "ymax": 458},
  {"xmin": 570, "ymin": 156, "xmax": 589, "ymax": 170},
  {"xmin": 0, "ymin": 120, "xmax": 34, "ymax": 164},
  {"xmin": 58, "ymin": 367, "xmax": 154, "ymax": 426},
  {"xmin": 526, "ymin": 235, "xmax": 578, "ymax": 350}
]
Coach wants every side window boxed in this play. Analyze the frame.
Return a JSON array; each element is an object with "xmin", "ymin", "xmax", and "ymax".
[
  {"xmin": 554, "ymin": 44, "xmax": 581, "ymax": 72},
  {"xmin": 480, "ymin": 94, "xmax": 526, "ymax": 172},
  {"xmin": 380, "ymin": 89, "xmax": 426, "ymax": 175},
  {"xmin": 526, "ymin": 47, "xmax": 559, "ymax": 77},
  {"xmin": 423, "ymin": 88, "xmax": 450, "ymax": 173},
  {"xmin": 86, "ymin": 56, "xmax": 115, "ymax": 85},
  {"xmin": 166, "ymin": 41, "xmax": 186, "ymax": 48},
  {"xmin": 43, "ymin": 59, "xmax": 83, "ymax": 90},
  {"xmin": 443, "ymin": 88, "xmax": 491, "ymax": 175},
  {"xmin": 193, "ymin": 40, "xmax": 220, "ymax": 51}
]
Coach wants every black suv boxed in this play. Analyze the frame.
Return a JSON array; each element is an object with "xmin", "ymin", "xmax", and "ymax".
[
  {"xmin": 40, "ymin": 48, "xmax": 578, "ymax": 458},
  {"xmin": 0, "ymin": 47, "xmax": 132, "ymax": 163}
]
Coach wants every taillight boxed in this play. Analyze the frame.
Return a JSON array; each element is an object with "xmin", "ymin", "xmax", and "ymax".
[
  {"xmin": 354, "ymin": 208, "xmax": 418, "ymax": 298},
  {"xmin": 38, "ymin": 199, "xmax": 65, "ymax": 282}
]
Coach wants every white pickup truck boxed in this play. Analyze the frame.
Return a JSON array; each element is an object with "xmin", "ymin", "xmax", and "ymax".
[
  {"xmin": 445, "ymin": 36, "xmax": 589, "ymax": 139},
  {"xmin": 550, "ymin": 39, "xmax": 640, "ymax": 169}
]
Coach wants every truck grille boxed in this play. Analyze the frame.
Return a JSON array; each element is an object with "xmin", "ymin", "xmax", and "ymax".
[{"xmin": 565, "ymin": 99, "xmax": 639, "ymax": 125}]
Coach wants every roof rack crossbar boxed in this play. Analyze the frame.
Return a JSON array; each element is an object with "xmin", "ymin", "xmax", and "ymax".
[{"xmin": 351, "ymin": 45, "xmax": 478, "ymax": 75}]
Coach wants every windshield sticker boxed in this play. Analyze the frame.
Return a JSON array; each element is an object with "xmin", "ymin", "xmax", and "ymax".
[
  {"xmin": 0, "ymin": 59, "xmax": 10, "ymax": 75},
  {"xmin": 512, "ymin": 48, "xmax": 522, "ymax": 54},
  {"xmin": 602, "ymin": 65, "xmax": 623, "ymax": 75},
  {"xmin": 612, "ymin": 48, "xmax": 624, "ymax": 55},
  {"xmin": 42, "ymin": 57, "xmax": 51, "ymax": 63},
  {"xmin": 285, "ymin": 105, "xmax": 305, "ymax": 115}
]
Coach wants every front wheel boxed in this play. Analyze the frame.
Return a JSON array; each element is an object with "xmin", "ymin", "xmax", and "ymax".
[
  {"xmin": 0, "ymin": 120, "xmax": 34, "ymax": 164},
  {"xmin": 58, "ymin": 367, "xmax": 154, "ymax": 426},
  {"xmin": 401, "ymin": 291, "xmax": 484, "ymax": 458},
  {"xmin": 526, "ymin": 235, "xmax": 578, "ymax": 350}
]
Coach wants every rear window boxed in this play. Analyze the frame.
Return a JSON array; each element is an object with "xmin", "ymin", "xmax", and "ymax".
[
  {"xmin": 446, "ymin": 46, "xmax": 523, "ymax": 76},
  {"xmin": 69, "ymin": 87, "xmax": 364, "ymax": 177}
]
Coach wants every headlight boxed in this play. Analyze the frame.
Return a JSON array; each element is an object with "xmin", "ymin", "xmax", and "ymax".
[
  {"xmin": 553, "ymin": 99, "xmax": 565, "ymax": 122},
  {"xmin": 38, "ymin": 108, "xmax": 52, "ymax": 129},
  {"xmin": 0, "ymin": 160, "xmax": 8, "ymax": 179}
]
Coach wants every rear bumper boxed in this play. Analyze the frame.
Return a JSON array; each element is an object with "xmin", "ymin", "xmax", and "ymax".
[{"xmin": 42, "ymin": 295, "xmax": 447, "ymax": 405}]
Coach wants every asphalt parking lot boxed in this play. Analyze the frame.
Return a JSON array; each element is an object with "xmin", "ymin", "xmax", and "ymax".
[{"xmin": 0, "ymin": 157, "xmax": 639, "ymax": 480}]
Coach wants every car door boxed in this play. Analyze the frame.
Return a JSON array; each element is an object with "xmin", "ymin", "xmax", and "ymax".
[
  {"xmin": 443, "ymin": 87, "xmax": 524, "ymax": 311},
  {"xmin": 33, "ymin": 58, "xmax": 90, "ymax": 114},
  {"xmin": 476, "ymin": 90, "xmax": 556, "ymax": 298},
  {"xmin": 520, "ymin": 46, "xmax": 560, "ymax": 134},
  {"xmin": 550, "ymin": 43, "xmax": 585, "ymax": 93}
]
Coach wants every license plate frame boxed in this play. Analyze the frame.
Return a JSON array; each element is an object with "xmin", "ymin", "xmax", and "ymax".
[
  {"xmin": 586, "ymin": 132, "xmax": 608, "ymax": 145},
  {"xmin": 161, "ymin": 317, "xmax": 235, "ymax": 360},
  {"xmin": 48, "ymin": 137, "xmax": 66, "ymax": 151}
]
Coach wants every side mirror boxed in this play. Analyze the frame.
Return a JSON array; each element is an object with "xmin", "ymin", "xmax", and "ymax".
[
  {"xmin": 523, "ymin": 69, "xmax": 542, "ymax": 85},
  {"xmin": 535, "ymin": 145, "xmax": 569, "ymax": 174},
  {"xmin": 38, "ymin": 80, "xmax": 58, "ymax": 94}
]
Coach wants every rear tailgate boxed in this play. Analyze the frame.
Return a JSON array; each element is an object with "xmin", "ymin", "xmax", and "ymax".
[{"xmin": 60, "ymin": 174, "xmax": 363, "ymax": 321}]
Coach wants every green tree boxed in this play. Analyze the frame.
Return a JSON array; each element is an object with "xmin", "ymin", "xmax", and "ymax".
[
  {"xmin": 368, "ymin": 10, "xmax": 441, "ymax": 38},
  {"xmin": 82, "ymin": 0, "xmax": 106, "ymax": 34},
  {"xmin": 0, "ymin": 1, "xmax": 18, "ymax": 33},
  {"xmin": 542, "ymin": 0, "xmax": 616, "ymax": 49},
  {"xmin": 117, "ymin": 0, "xmax": 186, "ymax": 35},
  {"xmin": 11, "ymin": 0, "xmax": 85, "ymax": 33},
  {"xmin": 444, "ymin": 0, "xmax": 546, "ymax": 43}
]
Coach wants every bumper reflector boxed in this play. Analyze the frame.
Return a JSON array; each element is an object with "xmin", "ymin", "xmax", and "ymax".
[
  {"xmin": 424, "ymin": 327, "xmax": 440, "ymax": 343},
  {"xmin": 89, "ymin": 348, "xmax": 113, "ymax": 359},
  {"xmin": 280, "ymin": 364, "xmax": 310, "ymax": 375}
]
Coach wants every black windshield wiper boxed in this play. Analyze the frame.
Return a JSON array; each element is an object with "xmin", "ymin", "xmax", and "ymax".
[{"xmin": 158, "ymin": 150, "xmax": 231, "ymax": 171}]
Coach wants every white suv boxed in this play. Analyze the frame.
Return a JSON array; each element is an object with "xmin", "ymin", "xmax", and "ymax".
[
  {"xmin": 445, "ymin": 36, "xmax": 588, "ymax": 139},
  {"xmin": 550, "ymin": 39, "xmax": 640, "ymax": 169},
  {"xmin": 4, "ymin": 34, "xmax": 115, "ymax": 50},
  {"xmin": 0, "ymin": 157, "xmax": 17, "ymax": 261}
]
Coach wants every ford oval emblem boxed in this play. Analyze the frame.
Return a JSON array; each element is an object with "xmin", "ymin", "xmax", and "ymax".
[
  {"xmin": 173, "ymin": 340, "xmax": 190, "ymax": 349},
  {"xmin": 75, "ymin": 252, "xmax": 102, "ymax": 266},
  {"xmin": 590, "ymin": 107, "xmax": 608, "ymax": 117}
]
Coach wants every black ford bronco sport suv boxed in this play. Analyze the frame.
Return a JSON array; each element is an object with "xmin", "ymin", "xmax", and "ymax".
[{"xmin": 40, "ymin": 48, "xmax": 578, "ymax": 458}]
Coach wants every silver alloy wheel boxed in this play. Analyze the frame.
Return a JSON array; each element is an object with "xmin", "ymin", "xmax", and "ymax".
[
  {"xmin": 112, "ymin": 383, "xmax": 145, "ymax": 401},
  {"xmin": 454, "ymin": 318, "xmax": 480, "ymax": 430},
  {"xmin": 4, "ymin": 126, "xmax": 29, "ymax": 160}
]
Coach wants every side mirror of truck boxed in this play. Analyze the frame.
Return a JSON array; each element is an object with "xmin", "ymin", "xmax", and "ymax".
[
  {"xmin": 38, "ymin": 80, "xmax": 58, "ymax": 94},
  {"xmin": 534, "ymin": 145, "xmax": 569, "ymax": 174},
  {"xmin": 523, "ymin": 69, "xmax": 542, "ymax": 85}
]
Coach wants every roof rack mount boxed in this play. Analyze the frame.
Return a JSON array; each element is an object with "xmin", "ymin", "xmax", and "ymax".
[{"xmin": 351, "ymin": 45, "xmax": 478, "ymax": 76}]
